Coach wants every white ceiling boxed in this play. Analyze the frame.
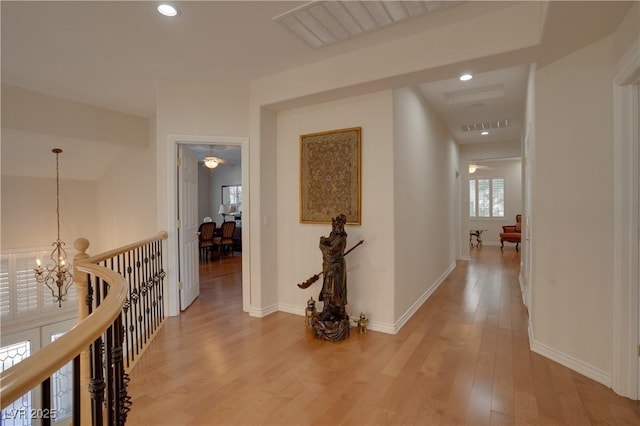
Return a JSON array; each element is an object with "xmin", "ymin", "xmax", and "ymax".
[
  {"xmin": 418, "ymin": 65, "xmax": 529, "ymax": 145},
  {"xmin": 1, "ymin": 0, "xmax": 634, "ymax": 171},
  {"xmin": 2, "ymin": 0, "xmax": 487, "ymax": 118}
]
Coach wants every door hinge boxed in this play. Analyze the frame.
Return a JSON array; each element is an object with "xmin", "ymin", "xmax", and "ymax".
[
  {"xmin": 177, "ymin": 157, "xmax": 182, "ymax": 167},
  {"xmin": 638, "ymin": 344, "xmax": 640, "ymax": 357},
  {"xmin": 177, "ymin": 219, "xmax": 182, "ymax": 229},
  {"xmin": 179, "ymin": 281, "xmax": 184, "ymax": 290}
]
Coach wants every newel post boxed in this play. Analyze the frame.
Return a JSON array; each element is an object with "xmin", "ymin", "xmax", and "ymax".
[{"xmin": 73, "ymin": 238, "xmax": 91, "ymax": 423}]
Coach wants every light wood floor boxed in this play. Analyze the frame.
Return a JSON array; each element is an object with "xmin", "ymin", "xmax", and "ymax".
[{"xmin": 126, "ymin": 248, "xmax": 640, "ymax": 425}]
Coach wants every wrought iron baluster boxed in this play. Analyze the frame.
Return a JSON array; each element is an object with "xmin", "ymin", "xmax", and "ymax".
[
  {"xmin": 150, "ymin": 243, "xmax": 159, "ymax": 330},
  {"xmin": 42, "ymin": 377, "xmax": 52, "ymax": 426},
  {"xmin": 157, "ymin": 240, "xmax": 165, "ymax": 322},
  {"xmin": 124, "ymin": 252, "xmax": 133, "ymax": 364},
  {"xmin": 104, "ymin": 320, "xmax": 114, "ymax": 426},
  {"xmin": 144, "ymin": 244, "xmax": 155, "ymax": 337},
  {"xmin": 89, "ymin": 335, "xmax": 105, "ymax": 426},
  {"xmin": 73, "ymin": 354, "xmax": 81, "ymax": 426},
  {"xmin": 111, "ymin": 315, "xmax": 129, "ymax": 425},
  {"xmin": 129, "ymin": 250, "xmax": 140, "ymax": 357}
]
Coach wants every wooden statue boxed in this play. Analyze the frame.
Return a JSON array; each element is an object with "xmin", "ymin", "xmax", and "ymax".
[{"xmin": 297, "ymin": 214, "xmax": 363, "ymax": 341}]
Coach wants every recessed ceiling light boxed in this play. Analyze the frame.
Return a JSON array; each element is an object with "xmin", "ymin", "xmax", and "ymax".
[
  {"xmin": 481, "ymin": 131, "xmax": 489, "ymax": 136},
  {"xmin": 157, "ymin": 4, "xmax": 179, "ymax": 17},
  {"xmin": 459, "ymin": 73, "xmax": 473, "ymax": 81}
]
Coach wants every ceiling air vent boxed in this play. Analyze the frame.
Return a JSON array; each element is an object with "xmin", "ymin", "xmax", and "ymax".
[
  {"xmin": 460, "ymin": 119, "xmax": 509, "ymax": 132},
  {"xmin": 273, "ymin": 1, "xmax": 466, "ymax": 48}
]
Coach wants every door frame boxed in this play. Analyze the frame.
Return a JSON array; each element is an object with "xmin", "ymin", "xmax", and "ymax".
[
  {"xmin": 612, "ymin": 40, "xmax": 639, "ymax": 400},
  {"xmin": 165, "ymin": 135, "xmax": 250, "ymax": 317}
]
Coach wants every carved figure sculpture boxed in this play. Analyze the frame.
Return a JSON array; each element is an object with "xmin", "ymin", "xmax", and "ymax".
[
  {"xmin": 297, "ymin": 215, "xmax": 364, "ymax": 341},
  {"xmin": 318, "ymin": 214, "xmax": 348, "ymax": 321}
]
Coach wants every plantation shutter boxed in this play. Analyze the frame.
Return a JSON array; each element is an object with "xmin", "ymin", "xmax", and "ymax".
[{"xmin": 492, "ymin": 178, "xmax": 505, "ymax": 217}]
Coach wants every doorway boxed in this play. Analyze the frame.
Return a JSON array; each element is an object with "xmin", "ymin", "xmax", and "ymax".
[{"xmin": 165, "ymin": 135, "xmax": 250, "ymax": 317}]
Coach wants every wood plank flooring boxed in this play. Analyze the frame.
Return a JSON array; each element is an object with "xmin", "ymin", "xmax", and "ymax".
[{"xmin": 126, "ymin": 248, "xmax": 640, "ymax": 425}]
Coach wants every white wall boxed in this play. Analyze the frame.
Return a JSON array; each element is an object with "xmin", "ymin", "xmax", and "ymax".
[
  {"xmin": 1, "ymin": 84, "xmax": 148, "ymax": 148},
  {"xmin": 392, "ymin": 87, "xmax": 459, "ymax": 324},
  {"xmin": 195, "ymin": 158, "xmax": 243, "ymax": 225},
  {"xmin": 95, "ymin": 143, "xmax": 157, "ymax": 253},
  {"xmin": 1, "ymin": 85, "xmax": 149, "ymax": 253},
  {"xmin": 248, "ymin": 2, "xmax": 543, "ymax": 317},
  {"xmin": 1, "ymin": 176, "xmax": 97, "ymax": 249},
  {"xmin": 197, "ymin": 164, "xmax": 212, "ymax": 223},
  {"xmin": 533, "ymin": 35, "xmax": 615, "ymax": 379},
  {"xmin": 276, "ymin": 91, "xmax": 395, "ymax": 329},
  {"xmin": 210, "ymin": 163, "xmax": 242, "ymax": 224}
]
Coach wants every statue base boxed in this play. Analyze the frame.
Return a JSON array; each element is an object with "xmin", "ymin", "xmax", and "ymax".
[{"xmin": 309, "ymin": 315, "xmax": 350, "ymax": 342}]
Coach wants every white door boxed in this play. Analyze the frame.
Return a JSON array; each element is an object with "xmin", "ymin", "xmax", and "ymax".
[{"xmin": 178, "ymin": 145, "xmax": 200, "ymax": 310}]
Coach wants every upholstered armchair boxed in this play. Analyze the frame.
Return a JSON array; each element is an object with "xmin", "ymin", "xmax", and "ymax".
[{"xmin": 500, "ymin": 214, "xmax": 522, "ymax": 250}]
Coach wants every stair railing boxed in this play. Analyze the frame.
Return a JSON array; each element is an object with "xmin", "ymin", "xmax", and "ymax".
[{"xmin": 0, "ymin": 231, "xmax": 168, "ymax": 425}]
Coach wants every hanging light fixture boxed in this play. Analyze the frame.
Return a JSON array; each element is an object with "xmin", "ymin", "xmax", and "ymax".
[
  {"xmin": 204, "ymin": 156, "xmax": 219, "ymax": 169},
  {"xmin": 34, "ymin": 148, "xmax": 73, "ymax": 307}
]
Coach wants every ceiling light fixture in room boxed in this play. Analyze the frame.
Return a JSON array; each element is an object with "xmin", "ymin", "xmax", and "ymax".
[
  {"xmin": 469, "ymin": 164, "xmax": 477, "ymax": 174},
  {"xmin": 204, "ymin": 157, "xmax": 220, "ymax": 169},
  {"xmin": 157, "ymin": 4, "xmax": 179, "ymax": 17},
  {"xmin": 459, "ymin": 73, "xmax": 473, "ymax": 81}
]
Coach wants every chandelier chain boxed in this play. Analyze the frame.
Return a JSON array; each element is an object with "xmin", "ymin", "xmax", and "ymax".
[{"xmin": 56, "ymin": 150, "xmax": 61, "ymax": 241}]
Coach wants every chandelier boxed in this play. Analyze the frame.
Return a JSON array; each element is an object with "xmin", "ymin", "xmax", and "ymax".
[{"xmin": 34, "ymin": 148, "xmax": 73, "ymax": 307}]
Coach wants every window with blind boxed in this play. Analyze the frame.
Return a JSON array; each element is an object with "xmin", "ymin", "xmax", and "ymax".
[
  {"xmin": 469, "ymin": 177, "xmax": 505, "ymax": 218},
  {"xmin": 0, "ymin": 251, "xmax": 77, "ymax": 324}
]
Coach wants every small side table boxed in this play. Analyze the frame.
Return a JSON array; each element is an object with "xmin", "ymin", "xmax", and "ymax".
[{"xmin": 469, "ymin": 229, "xmax": 487, "ymax": 247}]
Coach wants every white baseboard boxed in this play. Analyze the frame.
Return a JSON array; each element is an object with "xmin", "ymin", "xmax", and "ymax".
[
  {"xmin": 393, "ymin": 261, "xmax": 457, "ymax": 334},
  {"xmin": 518, "ymin": 273, "xmax": 527, "ymax": 307},
  {"xmin": 479, "ymin": 241, "xmax": 502, "ymax": 247},
  {"xmin": 277, "ymin": 303, "xmax": 304, "ymax": 317},
  {"xmin": 530, "ymin": 337, "xmax": 612, "ymax": 388},
  {"xmin": 249, "ymin": 303, "xmax": 278, "ymax": 318},
  {"xmin": 274, "ymin": 262, "xmax": 456, "ymax": 335},
  {"xmin": 367, "ymin": 320, "xmax": 396, "ymax": 334},
  {"xmin": 278, "ymin": 303, "xmax": 396, "ymax": 333}
]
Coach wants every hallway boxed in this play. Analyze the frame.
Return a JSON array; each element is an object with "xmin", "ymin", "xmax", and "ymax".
[{"xmin": 126, "ymin": 248, "xmax": 640, "ymax": 425}]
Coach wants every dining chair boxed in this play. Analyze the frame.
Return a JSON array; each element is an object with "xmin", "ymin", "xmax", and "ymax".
[
  {"xmin": 212, "ymin": 221, "xmax": 236, "ymax": 258},
  {"xmin": 198, "ymin": 221, "xmax": 217, "ymax": 259}
]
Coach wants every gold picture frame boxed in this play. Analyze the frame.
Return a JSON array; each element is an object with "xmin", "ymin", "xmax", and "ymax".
[{"xmin": 300, "ymin": 127, "xmax": 361, "ymax": 224}]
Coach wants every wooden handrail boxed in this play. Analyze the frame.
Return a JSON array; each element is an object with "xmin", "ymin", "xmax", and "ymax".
[
  {"xmin": 84, "ymin": 231, "xmax": 168, "ymax": 264},
  {"xmin": 0, "ymin": 264, "xmax": 126, "ymax": 409}
]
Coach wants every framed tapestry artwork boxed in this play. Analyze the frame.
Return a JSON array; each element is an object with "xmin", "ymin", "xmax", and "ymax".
[{"xmin": 300, "ymin": 127, "xmax": 361, "ymax": 224}]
